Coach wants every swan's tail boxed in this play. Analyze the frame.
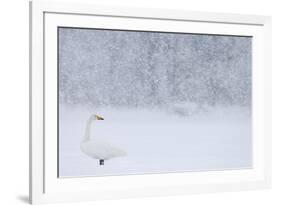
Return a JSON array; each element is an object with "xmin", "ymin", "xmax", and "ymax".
[{"xmin": 98, "ymin": 148, "xmax": 127, "ymax": 165}]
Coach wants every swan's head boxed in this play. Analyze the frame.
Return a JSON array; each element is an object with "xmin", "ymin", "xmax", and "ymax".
[{"xmin": 93, "ymin": 114, "xmax": 104, "ymax": 120}]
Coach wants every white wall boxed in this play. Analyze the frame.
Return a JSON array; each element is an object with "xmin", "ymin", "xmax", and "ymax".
[{"xmin": 0, "ymin": 0, "xmax": 279, "ymax": 204}]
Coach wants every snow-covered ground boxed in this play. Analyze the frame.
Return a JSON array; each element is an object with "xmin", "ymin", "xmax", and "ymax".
[{"xmin": 59, "ymin": 104, "xmax": 252, "ymax": 177}]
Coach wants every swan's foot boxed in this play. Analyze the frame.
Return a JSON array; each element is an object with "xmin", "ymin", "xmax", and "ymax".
[{"xmin": 99, "ymin": 159, "xmax": 104, "ymax": 165}]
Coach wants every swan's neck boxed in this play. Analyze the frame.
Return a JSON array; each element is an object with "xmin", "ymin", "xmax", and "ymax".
[{"xmin": 84, "ymin": 117, "xmax": 94, "ymax": 142}]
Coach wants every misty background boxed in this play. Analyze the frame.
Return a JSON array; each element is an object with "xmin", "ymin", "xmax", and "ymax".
[
  {"xmin": 58, "ymin": 28, "xmax": 251, "ymax": 111},
  {"xmin": 58, "ymin": 28, "xmax": 252, "ymax": 176}
]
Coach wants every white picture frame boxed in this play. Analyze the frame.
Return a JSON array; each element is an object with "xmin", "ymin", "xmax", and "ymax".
[{"xmin": 29, "ymin": 0, "xmax": 272, "ymax": 204}]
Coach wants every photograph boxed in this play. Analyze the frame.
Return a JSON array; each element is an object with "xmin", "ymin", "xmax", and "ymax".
[{"xmin": 58, "ymin": 27, "xmax": 252, "ymax": 177}]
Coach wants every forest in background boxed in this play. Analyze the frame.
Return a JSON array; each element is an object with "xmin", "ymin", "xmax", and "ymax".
[{"xmin": 58, "ymin": 28, "xmax": 252, "ymax": 109}]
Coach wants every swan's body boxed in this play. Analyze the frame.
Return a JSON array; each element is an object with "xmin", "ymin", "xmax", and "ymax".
[{"xmin": 80, "ymin": 114, "xmax": 126, "ymax": 165}]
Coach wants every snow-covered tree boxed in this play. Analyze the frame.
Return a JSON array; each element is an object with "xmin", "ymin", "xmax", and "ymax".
[{"xmin": 58, "ymin": 28, "xmax": 252, "ymax": 110}]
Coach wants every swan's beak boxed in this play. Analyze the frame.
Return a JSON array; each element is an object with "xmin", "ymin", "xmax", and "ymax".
[{"xmin": 95, "ymin": 115, "xmax": 104, "ymax": 120}]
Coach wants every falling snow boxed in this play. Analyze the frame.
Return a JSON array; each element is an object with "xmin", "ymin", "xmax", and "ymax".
[{"xmin": 58, "ymin": 28, "xmax": 252, "ymax": 177}]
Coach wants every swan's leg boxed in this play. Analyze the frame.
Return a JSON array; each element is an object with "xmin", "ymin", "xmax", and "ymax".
[{"xmin": 99, "ymin": 159, "xmax": 104, "ymax": 165}]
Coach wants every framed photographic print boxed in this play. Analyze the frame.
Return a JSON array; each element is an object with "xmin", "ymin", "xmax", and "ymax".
[{"xmin": 30, "ymin": 0, "xmax": 271, "ymax": 204}]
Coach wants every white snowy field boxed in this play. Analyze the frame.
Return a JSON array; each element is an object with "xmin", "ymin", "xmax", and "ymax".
[{"xmin": 59, "ymin": 104, "xmax": 252, "ymax": 177}]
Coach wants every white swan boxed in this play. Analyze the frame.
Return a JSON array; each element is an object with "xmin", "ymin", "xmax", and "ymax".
[{"xmin": 80, "ymin": 114, "xmax": 127, "ymax": 165}]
